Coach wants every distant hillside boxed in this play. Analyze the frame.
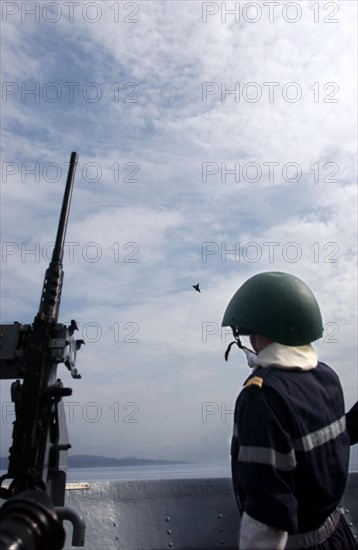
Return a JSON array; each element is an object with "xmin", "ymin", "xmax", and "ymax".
[
  {"xmin": 67, "ymin": 455, "xmax": 188, "ymax": 468},
  {"xmin": 0, "ymin": 455, "xmax": 188, "ymax": 470}
]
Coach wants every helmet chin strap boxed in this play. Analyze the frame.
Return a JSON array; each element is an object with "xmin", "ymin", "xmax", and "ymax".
[{"xmin": 224, "ymin": 330, "xmax": 257, "ymax": 367}]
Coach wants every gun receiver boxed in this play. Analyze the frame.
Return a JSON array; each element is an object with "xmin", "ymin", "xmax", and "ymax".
[{"xmin": 0, "ymin": 152, "xmax": 85, "ymax": 547}]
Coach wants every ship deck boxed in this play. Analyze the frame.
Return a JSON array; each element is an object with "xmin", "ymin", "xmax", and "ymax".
[{"xmin": 63, "ymin": 472, "xmax": 358, "ymax": 549}]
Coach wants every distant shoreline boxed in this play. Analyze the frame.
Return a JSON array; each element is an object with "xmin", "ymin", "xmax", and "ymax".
[
  {"xmin": 0, "ymin": 455, "xmax": 189, "ymax": 470},
  {"xmin": 67, "ymin": 455, "xmax": 189, "ymax": 469}
]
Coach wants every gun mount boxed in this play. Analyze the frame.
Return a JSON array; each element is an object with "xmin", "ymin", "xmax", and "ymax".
[{"xmin": 0, "ymin": 152, "xmax": 85, "ymax": 548}]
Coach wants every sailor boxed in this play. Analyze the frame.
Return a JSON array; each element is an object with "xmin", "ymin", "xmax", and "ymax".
[{"xmin": 222, "ymin": 272, "xmax": 357, "ymax": 549}]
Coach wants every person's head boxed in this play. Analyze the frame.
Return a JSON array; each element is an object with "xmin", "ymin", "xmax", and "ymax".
[{"xmin": 222, "ymin": 271, "xmax": 323, "ymax": 348}]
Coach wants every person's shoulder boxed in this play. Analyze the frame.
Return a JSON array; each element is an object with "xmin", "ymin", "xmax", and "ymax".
[
  {"xmin": 243, "ymin": 366, "xmax": 282, "ymax": 388},
  {"xmin": 315, "ymin": 361, "xmax": 342, "ymax": 383},
  {"xmin": 239, "ymin": 369, "xmax": 279, "ymax": 402},
  {"xmin": 237, "ymin": 370, "xmax": 292, "ymax": 425}
]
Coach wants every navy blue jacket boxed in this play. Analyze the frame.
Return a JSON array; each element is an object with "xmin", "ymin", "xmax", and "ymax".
[{"xmin": 231, "ymin": 362, "xmax": 350, "ymax": 534}]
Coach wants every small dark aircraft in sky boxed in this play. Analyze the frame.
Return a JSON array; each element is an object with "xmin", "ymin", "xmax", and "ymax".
[{"xmin": 192, "ymin": 283, "xmax": 201, "ymax": 293}]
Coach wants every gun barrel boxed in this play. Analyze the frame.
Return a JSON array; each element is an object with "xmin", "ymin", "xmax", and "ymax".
[
  {"xmin": 53, "ymin": 152, "xmax": 79, "ymax": 263},
  {"xmin": 36, "ymin": 152, "xmax": 79, "ymax": 323}
]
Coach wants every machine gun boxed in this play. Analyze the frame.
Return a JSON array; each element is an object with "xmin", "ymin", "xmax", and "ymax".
[{"xmin": 0, "ymin": 152, "xmax": 85, "ymax": 548}]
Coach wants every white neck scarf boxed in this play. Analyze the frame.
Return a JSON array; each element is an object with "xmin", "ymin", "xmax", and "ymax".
[{"xmin": 254, "ymin": 342, "xmax": 318, "ymax": 371}]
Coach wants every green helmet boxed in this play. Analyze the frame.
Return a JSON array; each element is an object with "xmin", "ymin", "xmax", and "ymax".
[{"xmin": 222, "ymin": 272, "xmax": 323, "ymax": 346}]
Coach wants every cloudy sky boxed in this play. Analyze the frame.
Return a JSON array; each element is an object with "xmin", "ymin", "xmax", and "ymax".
[{"xmin": 1, "ymin": 1, "xmax": 357, "ymax": 469}]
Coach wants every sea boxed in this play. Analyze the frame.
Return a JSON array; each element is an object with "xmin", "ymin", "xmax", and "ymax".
[
  {"xmin": 1, "ymin": 454, "xmax": 357, "ymax": 484},
  {"xmin": 65, "ymin": 449, "xmax": 357, "ymax": 482},
  {"xmin": 65, "ymin": 460, "xmax": 231, "ymax": 483},
  {"xmin": 1, "ymin": 454, "xmax": 356, "ymax": 484}
]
